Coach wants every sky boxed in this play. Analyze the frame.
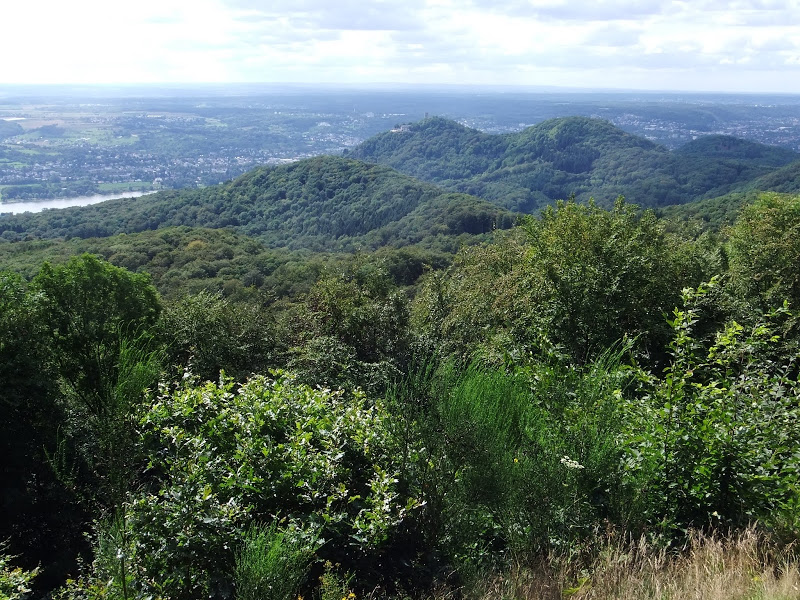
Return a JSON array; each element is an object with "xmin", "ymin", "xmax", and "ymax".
[{"xmin": 2, "ymin": 0, "xmax": 800, "ymax": 93}]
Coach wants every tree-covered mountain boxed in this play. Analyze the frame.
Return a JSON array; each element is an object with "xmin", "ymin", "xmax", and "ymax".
[
  {"xmin": 737, "ymin": 159, "xmax": 800, "ymax": 194},
  {"xmin": 657, "ymin": 156, "xmax": 800, "ymax": 231},
  {"xmin": 5, "ymin": 119, "xmax": 799, "ymax": 249},
  {"xmin": 0, "ymin": 120, "xmax": 24, "ymax": 140},
  {"xmin": 0, "ymin": 156, "xmax": 514, "ymax": 250},
  {"xmin": 672, "ymin": 134, "xmax": 799, "ymax": 165},
  {"xmin": 657, "ymin": 191, "xmax": 759, "ymax": 230},
  {"xmin": 347, "ymin": 116, "xmax": 800, "ymax": 211}
]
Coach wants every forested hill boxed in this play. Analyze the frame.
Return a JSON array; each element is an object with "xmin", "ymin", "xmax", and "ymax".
[
  {"xmin": 657, "ymin": 160, "xmax": 800, "ymax": 230},
  {"xmin": 0, "ymin": 156, "xmax": 514, "ymax": 250},
  {"xmin": 740, "ymin": 159, "xmax": 800, "ymax": 194},
  {"xmin": 346, "ymin": 116, "xmax": 800, "ymax": 212},
  {"xmin": 673, "ymin": 134, "xmax": 800, "ymax": 164}
]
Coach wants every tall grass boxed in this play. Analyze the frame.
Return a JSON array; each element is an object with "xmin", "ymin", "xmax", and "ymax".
[
  {"xmin": 465, "ymin": 528, "xmax": 800, "ymax": 600},
  {"xmin": 387, "ymin": 346, "xmax": 639, "ymax": 573},
  {"xmin": 234, "ymin": 523, "xmax": 310, "ymax": 600}
]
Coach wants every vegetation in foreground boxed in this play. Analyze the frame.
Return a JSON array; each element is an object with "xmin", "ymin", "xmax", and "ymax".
[
  {"xmin": 2, "ymin": 193, "xmax": 800, "ymax": 599},
  {"xmin": 468, "ymin": 528, "xmax": 800, "ymax": 600}
]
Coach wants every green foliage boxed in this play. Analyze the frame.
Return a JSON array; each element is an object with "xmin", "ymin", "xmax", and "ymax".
[
  {"xmin": 658, "ymin": 191, "xmax": 759, "ymax": 231},
  {"xmin": 0, "ymin": 272, "xmax": 65, "ymax": 555},
  {"xmin": 673, "ymin": 135, "xmax": 799, "ymax": 165},
  {"xmin": 31, "ymin": 254, "xmax": 160, "ymax": 411},
  {"xmin": 414, "ymin": 198, "xmax": 715, "ymax": 366},
  {"xmin": 159, "ymin": 291, "xmax": 278, "ymax": 382},
  {"xmin": 393, "ymin": 350, "xmax": 637, "ymax": 571},
  {"xmin": 7, "ymin": 168, "xmax": 800, "ymax": 598},
  {"xmin": 727, "ymin": 192, "xmax": 800, "ymax": 311},
  {"xmin": 53, "ymin": 515, "xmax": 143, "ymax": 600},
  {"xmin": 0, "ymin": 271, "xmax": 56, "ymax": 407},
  {"xmin": 743, "ymin": 159, "xmax": 800, "ymax": 194},
  {"xmin": 0, "ymin": 273, "xmax": 60, "ymax": 510},
  {"xmin": 90, "ymin": 515, "xmax": 139, "ymax": 600},
  {"xmin": 0, "ymin": 227, "xmax": 455, "ymax": 304},
  {"xmin": 0, "ymin": 227, "xmax": 333, "ymax": 300},
  {"xmin": 234, "ymin": 523, "xmax": 311, "ymax": 600},
  {"xmin": 1, "ymin": 259, "xmax": 162, "ymax": 587},
  {"xmin": 0, "ymin": 551, "xmax": 39, "ymax": 600},
  {"xmin": 128, "ymin": 373, "xmax": 421, "ymax": 598},
  {"xmin": 520, "ymin": 198, "xmax": 695, "ymax": 362},
  {"xmin": 317, "ymin": 562, "xmax": 355, "ymax": 600},
  {"xmin": 349, "ymin": 116, "xmax": 798, "ymax": 211},
  {"xmin": 347, "ymin": 117, "xmax": 505, "ymax": 183},
  {"xmin": 0, "ymin": 119, "xmax": 24, "ymax": 140},
  {"xmin": 30, "ymin": 255, "xmax": 162, "ymax": 513},
  {"xmin": 622, "ymin": 282, "xmax": 800, "ymax": 536},
  {"xmin": 0, "ymin": 157, "xmax": 514, "ymax": 251},
  {"xmin": 286, "ymin": 257, "xmax": 411, "ymax": 393}
]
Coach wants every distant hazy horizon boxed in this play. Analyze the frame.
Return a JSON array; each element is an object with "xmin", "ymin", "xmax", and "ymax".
[{"xmin": 2, "ymin": 82, "xmax": 800, "ymax": 101}]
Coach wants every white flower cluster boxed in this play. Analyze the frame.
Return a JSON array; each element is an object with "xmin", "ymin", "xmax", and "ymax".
[{"xmin": 560, "ymin": 455, "xmax": 584, "ymax": 469}]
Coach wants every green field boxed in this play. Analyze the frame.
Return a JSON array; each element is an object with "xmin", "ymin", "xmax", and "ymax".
[{"xmin": 97, "ymin": 181, "xmax": 156, "ymax": 193}]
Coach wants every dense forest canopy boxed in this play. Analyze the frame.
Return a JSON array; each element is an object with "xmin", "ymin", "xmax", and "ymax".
[
  {"xmin": 3, "ymin": 115, "xmax": 800, "ymax": 600},
  {"xmin": 4, "ymin": 116, "xmax": 800, "ymax": 250},
  {"xmin": 347, "ymin": 116, "xmax": 800, "ymax": 212},
  {"xmin": 3, "ymin": 189, "xmax": 800, "ymax": 599},
  {"xmin": 0, "ymin": 156, "xmax": 514, "ymax": 251}
]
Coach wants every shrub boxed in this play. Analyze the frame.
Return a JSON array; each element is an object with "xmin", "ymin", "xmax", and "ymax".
[
  {"xmin": 622, "ymin": 282, "xmax": 800, "ymax": 537},
  {"xmin": 126, "ymin": 372, "xmax": 423, "ymax": 598},
  {"xmin": 397, "ymin": 349, "xmax": 637, "ymax": 571},
  {"xmin": 0, "ymin": 550, "xmax": 39, "ymax": 600}
]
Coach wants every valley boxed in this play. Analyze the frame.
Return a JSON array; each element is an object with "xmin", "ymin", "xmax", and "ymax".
[{"xmin": 3, "ymin": 86, "xmax": 800, "ymax": 202}]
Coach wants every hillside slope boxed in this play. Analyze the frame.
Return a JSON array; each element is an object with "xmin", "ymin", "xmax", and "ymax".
[
  {"xmin": 347, "ymin": 116, "xmax": 799, "ymax": 211},
  {"xmin": 0, "ymin": 156, "xmax": 514, "ymax": 250},
  {"xmin": 738, "ymin": 159, "xmax": 800, "ymax": 194}
]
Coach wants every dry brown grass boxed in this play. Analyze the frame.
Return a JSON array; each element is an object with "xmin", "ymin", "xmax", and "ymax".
[{"xmin": 459, "ymin": 528, "xmax": 800, "ymax": 600}]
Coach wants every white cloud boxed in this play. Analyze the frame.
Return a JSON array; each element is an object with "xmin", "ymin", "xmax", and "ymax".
[{"xmin": 1, "ymin": 0, "xmax": 800, "ymax": 91}]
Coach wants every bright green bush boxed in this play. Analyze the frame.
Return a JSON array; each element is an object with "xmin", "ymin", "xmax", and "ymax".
[
  {"xmin": 397, "ymin": 350, "xmax": 638, "ymax": 570},
  {"xmin": 127, "ymin": 372, "xmax": 422, "ymax": 598},
  {"xmin": 622, "ymin": 282, "xmax": 800, "ymax": 537},
  {"xmin": 0, "ymin": 550, "xmax": 39, "ymax": 600}
]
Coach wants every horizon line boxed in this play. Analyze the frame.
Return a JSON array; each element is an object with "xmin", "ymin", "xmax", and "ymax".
[{"xmin": 2, "ymin": 82, "xmax": 800, "ymax": 97}]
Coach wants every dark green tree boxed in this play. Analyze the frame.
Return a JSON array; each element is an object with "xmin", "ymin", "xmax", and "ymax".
[
  {"xmin": 0, "ymin": 272, "xmax": 82, "ymax": 588},
  {"xmin": 287, "ymin": 257, "xmax": 411, "ymax": 392},
  {"xmin": 158, "ymin": 291, "xmax": 278, "ymax": 382},
  {"xmin": 413, "ymin": 199, "xmax": 716, "ymax": 366},
  {"xmin": 727, "ymin": 192, "xmax": 800, "ymax": 311},
  {"xmin": 30, "ymin": 254, "xmax": 162, "ymax": 511}
]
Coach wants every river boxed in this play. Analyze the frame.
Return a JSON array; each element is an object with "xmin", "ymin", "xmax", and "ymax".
[{"xmin": 0, "ymin": 191, "xmax": 155, "ymax": 215}]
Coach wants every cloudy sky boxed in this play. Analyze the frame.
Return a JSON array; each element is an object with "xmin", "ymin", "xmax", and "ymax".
[{"xmin": 2, "ymin": 0, "xmax": 800, "ymax": 92}]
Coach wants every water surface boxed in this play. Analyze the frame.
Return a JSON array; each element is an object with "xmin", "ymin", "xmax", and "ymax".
[{"xmin": 1, "ymin": 191, "xmax": 154, "ymax": 214}]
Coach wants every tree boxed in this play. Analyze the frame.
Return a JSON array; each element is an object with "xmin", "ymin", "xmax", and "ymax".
[
  {"xmin": 413, "ymin": 199, "xmax": 715, "ymax": 366},
  {"xmin": 158, "ymin": 291, "xmax": 277, "ymax": 382},
  {"xmin": 287, "ymin": 257, "xmax": 411, "ymax": 392},
  {"xmin": 31, "ymin": 254, "xmax": 161, "ymax": 417},
  {"xmin": 0, "ymin": 272, "xmax": 79, "ymax": 587},
  {"xmin": 727, "ymin": 192, "xmax": 800, "ymax": 311},
  {"xmin": 30, "ymin": 254, "xmax": 162, "ymax": 512}
]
